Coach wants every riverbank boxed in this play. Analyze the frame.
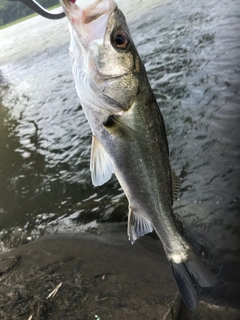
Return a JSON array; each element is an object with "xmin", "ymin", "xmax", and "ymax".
[
  {"xmin": 0, "ymin": 234, "xmax": 180, "ymax": 320},
  {"xmin": 1, "ymin": 234, "xmax": 239, "ymax": 320}
]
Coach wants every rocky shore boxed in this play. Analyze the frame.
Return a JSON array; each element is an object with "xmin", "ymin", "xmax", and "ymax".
[{"xmin": 0, "ymin": 234, "xmax": 239, "ymax": 319}]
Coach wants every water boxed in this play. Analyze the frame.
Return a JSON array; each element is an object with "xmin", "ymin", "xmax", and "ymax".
[{"xmin": 0, "ymin": 0, "xmax": 240, "ymax": 307}]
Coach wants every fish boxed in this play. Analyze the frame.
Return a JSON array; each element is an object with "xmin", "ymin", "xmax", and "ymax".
[{"xmin": 23, "ymin": 0, "xmax": 216, "ymax": 310}]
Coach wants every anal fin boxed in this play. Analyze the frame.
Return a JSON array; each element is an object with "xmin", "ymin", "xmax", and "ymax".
[
  {"xmin": 128, "ymin": 207, "xmax": 153, "ymax": 244},
  {"xmin": 90, "ymin": 135, "xmax": 114, "ymax": 186}
]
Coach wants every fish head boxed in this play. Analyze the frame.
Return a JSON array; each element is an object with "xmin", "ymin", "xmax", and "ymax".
[{"xmin": 60, "ymin": 0, "xmax": 143, "ymax": 111}]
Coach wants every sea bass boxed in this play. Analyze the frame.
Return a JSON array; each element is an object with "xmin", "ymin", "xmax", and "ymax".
[{"xmin": 59, "ymin": 0, "xmax": 216, "ymax": 309}]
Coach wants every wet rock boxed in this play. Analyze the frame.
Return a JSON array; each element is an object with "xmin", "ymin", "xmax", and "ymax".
[
  {"xmin": 178, "ymin": 300, "xmax": 240, "ymax": 320},
  {"xmin": 0, "ymin": 234, "xmax": 180, "ymax": 320},
  {"xmin": 0, "ymin": 255, "xmax": 21, "ymax": 276}
]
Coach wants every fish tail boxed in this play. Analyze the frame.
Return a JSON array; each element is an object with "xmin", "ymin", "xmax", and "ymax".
[{"xmin": 170, "ymin": 251, "xmax": 217, "ymax": 310}]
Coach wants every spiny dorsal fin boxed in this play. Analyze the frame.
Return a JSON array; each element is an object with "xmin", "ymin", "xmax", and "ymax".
[
  {"xmin": 171, "ymin": 169, "xmax": 181, "ymax": 201},
  {"xmin": 90, "ymin": 135, "xmax": 114, "ymax": 186},
  {"xmin": 128, "ymin": 207, "xmax": 153, "ymax": 244}
]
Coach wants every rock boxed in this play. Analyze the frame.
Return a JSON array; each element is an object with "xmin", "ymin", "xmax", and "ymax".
[
  {"xmin": 0, "ymin": 233, "xmax": 180, "ymax": 320},
  {"xmin": 178, "ymin": 300, "xmax": 240, "ymax": 320}
]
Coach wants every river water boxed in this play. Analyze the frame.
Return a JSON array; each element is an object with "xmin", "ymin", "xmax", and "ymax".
[{"xmin": 0, "ymin": 0, "xmax": 240, "ymax": 308}]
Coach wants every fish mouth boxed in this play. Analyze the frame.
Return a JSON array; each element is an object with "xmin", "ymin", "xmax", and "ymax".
[{"xmin": 60, "ymin": 0, "xmax": 116, "ymax": 44}]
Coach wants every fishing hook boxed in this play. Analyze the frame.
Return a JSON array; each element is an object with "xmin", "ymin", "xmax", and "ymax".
[{"xmin": 9, "ymin": 0, "xmax": 66, "ymax": 20}]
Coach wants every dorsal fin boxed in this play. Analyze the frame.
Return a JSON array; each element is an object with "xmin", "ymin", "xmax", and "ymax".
[
  {"xmin": 171, "ymin": 169, "xmax": 181, "ymax": 201},
  {"xmin": 90, "ymin": 135, "xmax": 114, "ymax": 186},
  {"xmin": 128, "ymin": 207, "xmax": 153, "ymax": 244}
]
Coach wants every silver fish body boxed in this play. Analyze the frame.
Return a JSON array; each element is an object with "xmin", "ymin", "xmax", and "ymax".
[{"xmin": 60, "ymin": 0, "xmax": 216, "ymax": 310}]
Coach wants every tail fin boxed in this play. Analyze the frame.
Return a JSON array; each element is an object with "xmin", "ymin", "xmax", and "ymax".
[{"xmin": 170, "ymin": 253, "xmax": 217, "ymax": 310}]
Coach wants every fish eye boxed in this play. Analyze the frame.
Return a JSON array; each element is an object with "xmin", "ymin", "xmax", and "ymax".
[{"xmin": 111, "ymin": 30, "xmax": 130, "ymax": 50}]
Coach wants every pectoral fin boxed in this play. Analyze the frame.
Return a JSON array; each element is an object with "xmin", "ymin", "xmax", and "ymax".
[
  {"xmin": 90, "ymin": 135, "xmax": 114, "ymax": 186},
  {"xmin": 128, "ymin": 207, "xmax": 153, "ymax": 244},
  {"xmin": 171, "ymin": 169, "xmax": 181, "ymax": 201},
  {"xmin": 103, "ymin": 115, "xmax": 155, "ymax": 144}
]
